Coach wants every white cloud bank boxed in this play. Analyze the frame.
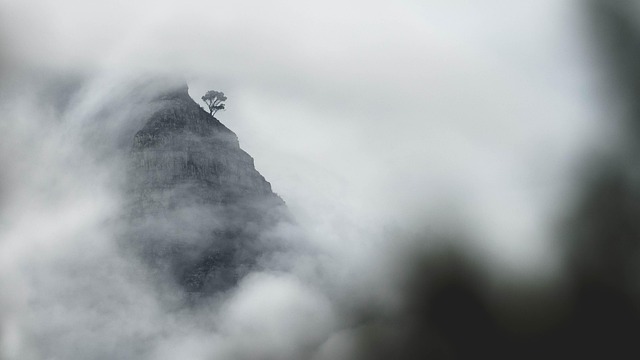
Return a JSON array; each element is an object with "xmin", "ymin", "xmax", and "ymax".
[{"xmin": 0, "ymin": 0, "xmax": 612, "ymax": 358}]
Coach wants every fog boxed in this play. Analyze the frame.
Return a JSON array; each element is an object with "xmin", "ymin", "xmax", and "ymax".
[{"xmin": 0, "ymin": 0, "xmax": 635, "ymax": 359}]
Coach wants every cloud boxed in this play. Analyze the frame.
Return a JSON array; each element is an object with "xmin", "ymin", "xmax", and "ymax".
[{"xmin": 0, "ymin": 0, "xmax": 617, "ymax": 359}]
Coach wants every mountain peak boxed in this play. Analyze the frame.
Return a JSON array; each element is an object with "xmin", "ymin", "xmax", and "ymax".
[{"xmin": 125, "ymin": 80, "xmax": 287, "ymax": 295}]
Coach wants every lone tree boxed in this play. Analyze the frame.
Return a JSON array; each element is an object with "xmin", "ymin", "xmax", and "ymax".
[{"xmin": 201, "ymin": 90, "xmax": 227, "ymax": 116}]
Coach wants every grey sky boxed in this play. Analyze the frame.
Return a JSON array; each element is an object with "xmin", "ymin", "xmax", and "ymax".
[{"xmin": 0, "ymin": 0, "xmax": 605, "ymax": 279}]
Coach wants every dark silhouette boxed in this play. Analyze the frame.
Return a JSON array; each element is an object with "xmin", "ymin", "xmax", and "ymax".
[{"xmin": 201, "ymin": 90, "xmax": 227, "ymax": 116}]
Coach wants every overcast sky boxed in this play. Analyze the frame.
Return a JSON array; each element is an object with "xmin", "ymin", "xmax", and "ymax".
[
  {"xmin": 0, "ymin": 0, "xmax": 609, "ymax": 284},
  {"xmin": 0, "ymin": 0, "xmax": 615, "ymax": 358}
]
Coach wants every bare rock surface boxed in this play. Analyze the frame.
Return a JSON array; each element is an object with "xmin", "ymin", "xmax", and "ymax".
[{"xmin": 125, "ymin": 81, "xmax": 287, "ymax": 295}]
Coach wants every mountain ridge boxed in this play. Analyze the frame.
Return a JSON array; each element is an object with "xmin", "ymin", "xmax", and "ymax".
[{"xmin": 125, "ymin": 81, "xmax": 288, "ymax": 295}]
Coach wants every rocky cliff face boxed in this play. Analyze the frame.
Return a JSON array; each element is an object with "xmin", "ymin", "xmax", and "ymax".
[{"xmin": 125, "ymin": 82, "xmax": 287, "ymax": 295}]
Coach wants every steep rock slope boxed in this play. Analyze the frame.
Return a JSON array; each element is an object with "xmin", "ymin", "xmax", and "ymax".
[{"xmin": 126, "ymin": 83, "xmax": 286, "ymax": 294}]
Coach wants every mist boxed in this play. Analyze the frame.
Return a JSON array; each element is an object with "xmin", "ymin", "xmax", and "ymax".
[{"xmin": 0, "ymin": 0, "xmax": 634, "ymax": 359}]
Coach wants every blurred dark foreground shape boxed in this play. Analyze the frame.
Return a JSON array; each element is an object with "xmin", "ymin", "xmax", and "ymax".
[{"xmin": 349, "ymin": 1, "xmax": 640, "ymax": 358}]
